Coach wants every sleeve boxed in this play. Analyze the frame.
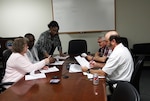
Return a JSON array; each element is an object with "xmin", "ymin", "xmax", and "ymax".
[
  {"xmin": 102, "ymin": 53, "xmax": 120, "ymax": 75},
  {"xmin": 56, "ymin": 35, "xmax": 62, "ymax": 51},
  {"xmin": 14, "ymin": 55, "xmax": 46, "ymax": 73},
  {"xmin": 31, "ymin": 47, "xmax": 40, "ymax": 61},
  {"xmin": 36, "ymin": 33, "xmax": 48, "ymax": 54}
]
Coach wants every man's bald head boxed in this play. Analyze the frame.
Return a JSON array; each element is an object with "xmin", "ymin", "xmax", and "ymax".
[{"xmin": 105, "ymin": 31, "xmax": 119, "ymax": 41}]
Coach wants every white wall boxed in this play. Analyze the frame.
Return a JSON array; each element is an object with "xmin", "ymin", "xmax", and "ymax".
[
  {"xmin": 0, "ymin": 0, "xmax": 150, "ymax": 54},
  {"xmin": 0, "ymin": 0, "xmax": 52, "ymax": 41},
  {"xmin": 116, "ymin": 0, "xmax": 150, "ymax": 48},
  {"xmin": 0, "ymin": 0, "xmax": 104, "ymax": 54}
]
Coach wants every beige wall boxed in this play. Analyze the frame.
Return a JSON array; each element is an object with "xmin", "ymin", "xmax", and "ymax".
[
  {"xmin": 0, "ymin": 0, "xmax": 150, "ymax": 54},
  {"xmin": 116, "ymin": 0, "xmax": 150, "ymax": 48}
]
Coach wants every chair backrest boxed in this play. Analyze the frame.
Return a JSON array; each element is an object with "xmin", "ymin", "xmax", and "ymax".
[
  {"xmin": 0, "ymin": 68, "xmax": 4, "ymax": 83},
  {"xmin": 2, "ymin": 49, "xmax": 12, "ymax": 69},
  {"xmin": 0, "ymin": 49, "xmax": 14, "ymax": 93},
  {"xmin": 68, "ymin": 39, "xmax": 87, "ymax": 56},
  {"xmin": 120, "ymin": 37, "xmax": 128, "ymax": 48},
  {"xmin": 111, "ymin": 81, "xmax": 140, "ymax": 101},
  {"xmin": 0, "ymin": 49, "xmax": 12, "ymax": 82},
  {"xmin": 130, "ymin": 55, "xmax": 145, "ymax": 93}
]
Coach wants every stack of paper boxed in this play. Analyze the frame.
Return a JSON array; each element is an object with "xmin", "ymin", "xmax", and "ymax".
[
  {"xmin": 69, "ymin": 64, "xmax": 82, "ymax": 73},
  {"xmin": 40, "ymin": 66, "xmax": 59, "ymax": 73},
  {"xmin": 25, "ymin": 66, "xmax": 59, "ymax": 80},
  {"xmin": 83, "ymin": 72, "xmax": 105, "ymax": 79},
  {"xmin": 54, "ymin": 55, "xmax": 69, "ymax": 60},
  {"xmin": 49, "ymin": 61, "xmax": 64, "ymax": 65},
  {"xmin": 25, "ymin": 73, "xmax": 46, "ymax": 80}
]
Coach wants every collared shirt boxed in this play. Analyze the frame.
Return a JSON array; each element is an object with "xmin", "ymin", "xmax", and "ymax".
[
  {"xmin": 31, "ymin": 46, "xmax": 39, "ymax": 62},
  {"xmin": 99, "ymin": 46, "xmax": 112, "ymax": 57},
  {"xmin": 102, "ymin": 43, "xmax": 134, "ymax": 82},
  {"xmin": 26, "ymin": 46, "xmax": 39, "ymax": 63},
  {"xmin": 35, "ymin": 30, "xmax": 62, "ymax": 60}
]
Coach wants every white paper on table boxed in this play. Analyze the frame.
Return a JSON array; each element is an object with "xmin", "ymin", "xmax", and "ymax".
[
  {"xmin": 49, "ymin": 61, "xmax": 64, "ymax": 65},
  {"xmin": 75, "ymin": 56, "xmax": 90, "ymax": 68},
  {"xmin": 40, "ymin": 66, "xmax": 59, "ymax": 73},
  {"xmin": 25, "ymin": 73, "xmax": 46, "ymax": 80},
  {"xmin": 30, "ymin": 70, "xmax": 35, "ymax": 75},
  {"xmin": 54, "ymin": 55, "xmax": 69, "ymax": 60},
  {"xmin": 69, "ymin": 64, "xmax": 82, "ymax": 73},
  {"xmin": 83, "ymin": 72, "xmax": 105, "ymax": 79}
]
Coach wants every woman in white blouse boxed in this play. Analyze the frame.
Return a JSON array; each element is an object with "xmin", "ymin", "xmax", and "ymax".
[{"xmin": 2, "ymin": 37, "xmax": 55, "ymax": 87}]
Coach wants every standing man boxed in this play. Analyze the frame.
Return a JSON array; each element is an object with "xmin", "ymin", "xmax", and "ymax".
[{"xmin": 35, "ymin": 21, "xmax": 64, "ymax": 60}]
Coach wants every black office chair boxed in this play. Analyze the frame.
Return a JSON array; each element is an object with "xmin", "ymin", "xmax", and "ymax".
[
  {"xmin": 68, "ymin": 39, "xmax": 87, "ymax": 56},
  {"xmin": 130, "ymin": 55, "xmax": 145, "ymax": 93},
  {"xmin": 107, "ymin": 55, "xmax": 145, "ymax": 94},
  {"xmin": 2, "ymin": 49, "xmax": 12, "ymax": 69},
  {"xmin": 120, "ymin": 37, "xmax": 129, "ymax": 48},
  {"xmin": 111, "ymin": 81, "xmax": 140, "ymax": 101},
  {"xmin": 0, "ymin": 49, "xmax": 14, "ymax": 93},
  {"xmin": 1, "ymin": 49, "xmax": 12, "ymax": 81}
]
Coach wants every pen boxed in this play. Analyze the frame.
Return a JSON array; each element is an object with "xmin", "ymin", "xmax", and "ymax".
[{"xmin": 48, "ymin": 55, "xmax": 51, "ymax": 58}]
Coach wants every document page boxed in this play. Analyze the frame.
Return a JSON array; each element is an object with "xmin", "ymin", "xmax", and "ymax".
[
  {"xmin": 40, "ymin": 66, "xmax": 59, "ymax": 73},
  {"xmin": 83, "ymin": 72, "xmax": 105, "ymax": 79},
  {"xmin": 75, "ymin": 56, "xmax": 90, "ymax": 69},
  {"xmin": 49, "ymin": 61, "xmax": 64, "ymax": 65},
  {"xmin": 69, "ymin": 64, "xmax": 82, "ymax": 73},
  {"xmin": 54, "ymin": 55, "xmax": 69, "ymax": 60},
  {"xmin": 25, "ymin": 73, "xmax": 46, "ymax": 80}
]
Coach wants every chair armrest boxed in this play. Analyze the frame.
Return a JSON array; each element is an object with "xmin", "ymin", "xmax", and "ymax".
[
  {"xmin": 0, "ymin": 82, "xmax": 14, "ymax": 86},
  {"xmin": 0, "ymin": 82, "xmax": 14, "ymax": 93}
]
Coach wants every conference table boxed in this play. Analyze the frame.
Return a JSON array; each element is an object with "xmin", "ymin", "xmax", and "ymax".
[{"xmin": 0, "ymin": 57, "xmax": 107, "ymax": 101}]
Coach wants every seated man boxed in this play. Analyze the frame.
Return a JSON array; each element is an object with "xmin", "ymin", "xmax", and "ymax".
[
  {"xmin": 25, "ymin": 33, "xmax": 40, "ymax": 63},
  {"xmin": 25, "ymin": 33, "xmax": 55, "ymax": 66},
  {"xmin": 85, "ymin": 36, "xmax": 112, "ymax": 68},
  {"xmin": 86, "ymin": 36, "xmax": 112, "ymax": 63},
  {"xmin": 82, "ymin": 31, "xmax": 134, "ymax": 83}
]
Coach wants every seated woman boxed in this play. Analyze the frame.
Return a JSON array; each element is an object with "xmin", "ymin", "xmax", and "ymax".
[{"xmin": 2, "ymin": 37, "xmax": 55, "ymax": 88}]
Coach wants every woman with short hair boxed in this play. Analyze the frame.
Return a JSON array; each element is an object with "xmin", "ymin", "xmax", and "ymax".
[{"xmin": 2, "ymin": 37, "xmax": 54, "ymax": 88}]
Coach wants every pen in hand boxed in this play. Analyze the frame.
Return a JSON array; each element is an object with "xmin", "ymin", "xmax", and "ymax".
[
  {"xmin": 48, "ymin": 55, "xmax": 51, "ymax": 58},
  {"xmin": 45, "ymin": 55, "xmax": 52, "ymax": 64},
  {"xmin": 48, "ymin": 55, "xmax": 56, "ymax": 63}
]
